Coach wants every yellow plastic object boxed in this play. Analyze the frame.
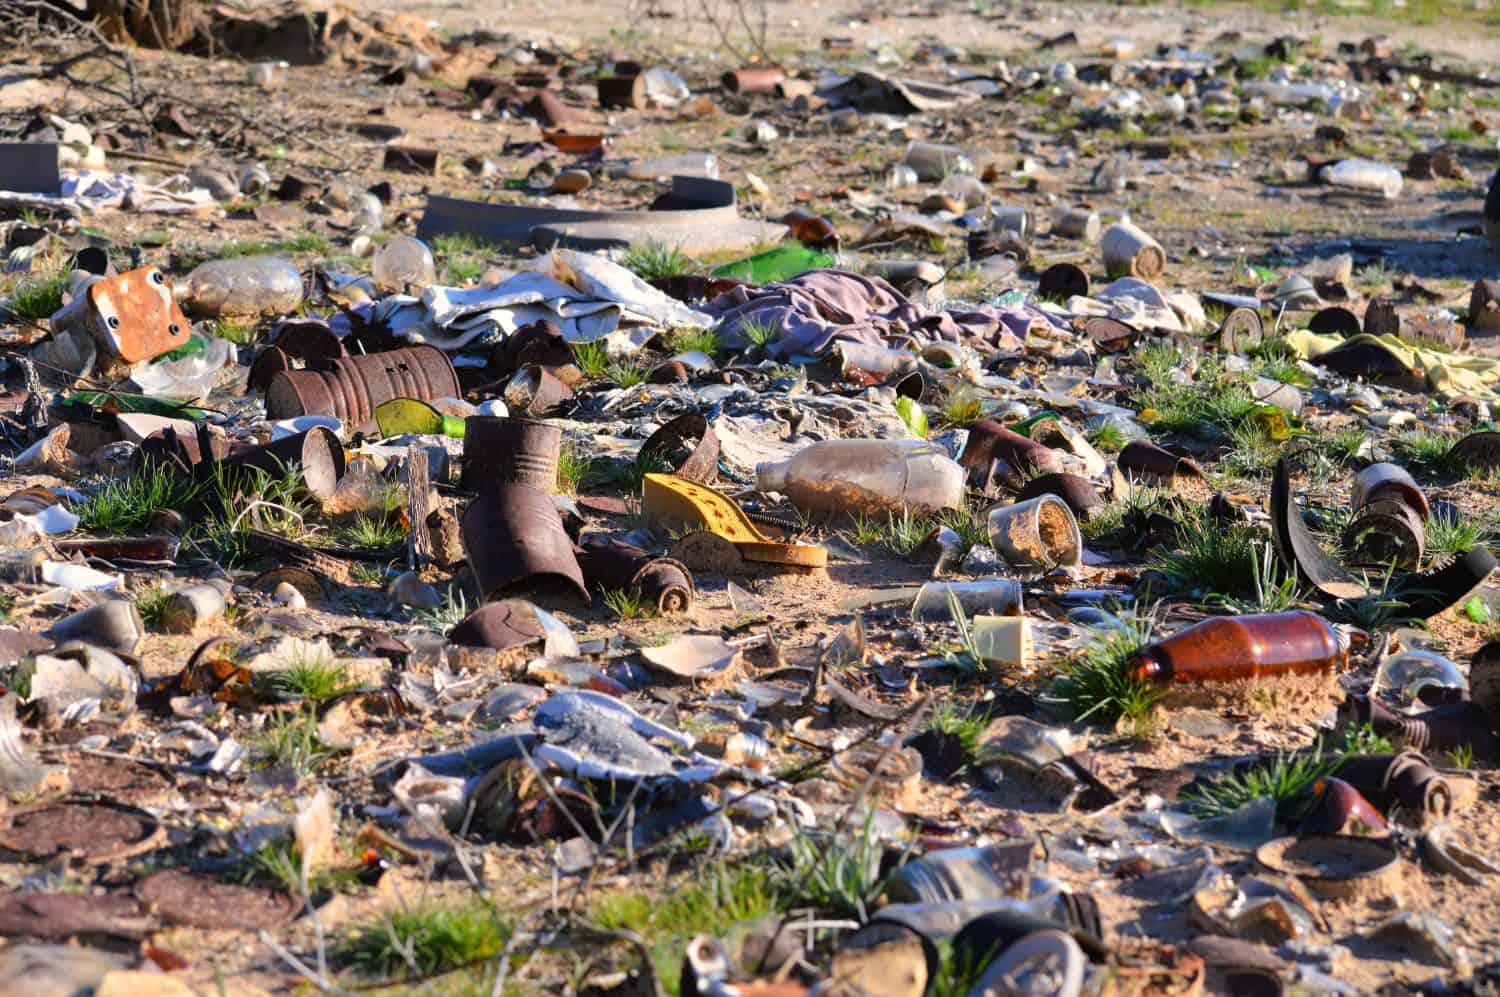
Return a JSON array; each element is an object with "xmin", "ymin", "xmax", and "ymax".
[
  {"xmin": 642, "ymin": 473, "xmax": 827, "ymax": 568},
  {"xmin": 375, "ymin": 397, "xmax": 466, "ymax": 438}
]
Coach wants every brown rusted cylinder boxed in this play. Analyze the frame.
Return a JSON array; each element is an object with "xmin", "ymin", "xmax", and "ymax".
[
  {"xmin": 647, "ymin": 361, "xmax": 689, "ymax": 384},
  {"xmin": 1100, "ymin": 221, "xmax": 1164, "ymax": 279},
  {"xmin": 135, "ymin": 425, "xmax": 231, "ymax": 471},
  {"xmin": 1052, "ymin": 207, "xmax": 1101, "ymax": 242},
  {"xmin": 637, "ymin": 412, "xmax": 719, "ymax": 484},
  {"xmin": 1309, "ymin": 306, "xmax": 1362, "ymax": 337},
  {"xmin": 1080, "ymin": 316, "xmax": 1136, "ymax": 353},
  {"xmin": 959, "ymin": 420, "xmax": 1058, "ymax": 476},
  {"xmin": 1119, "ymin": 439, "xmax": 1204, "ymax": 481},
  {"xmin": 597, "ymin": 74, "xmax": 647, "ymax": 110},
  {"xmin": 1351, "ymin": 462, "xmax": 1429, "ymax": 519},
  {"xmin": 782, "ymin": 210, "xmax": 839, "ymax": 250},
  {"xmin": 1332, "ymin": 751, "xmax": 1452, "ymax": 821},
  {"xmin": 1128, "ymin": 611, "xmax": 1345, "ymax": 683},
  {"xmin": 1469, "ymin": 279, "xmax": 1500, "ymax": 335},
  {"xmin": 215, "ymin": 427, "xmax": 347, "ymax": 500},
  {"xmin": 521, "ymin": 90, "xmax": 577, "ymax": 127},
  {"xmin": 649, "ymin": 275, "xmax": 749, "ymax": 304},
  {"xmin": 1364, "ymin": 298, "xmax": 1400, "ymax": 336},
  {"xmin": 504, "ymin": 363, "xmax": 574, "ymax": 417},
  {"xmin": 461, "ymin": 417, "xmax": 561, "ymax": 494},
  {"xmin": 271, "ymin": 319, "xmax": 346, "ymax": 369},
  {"xmin": 487, "ymin": 320, "xmax": 572, "ymax": 381},
  {"xmin": 1039, "ymin": 263, "xmax": 1090, "ymax": 301},
  {"xmin": 1216, "ymin": 306, "xmax": 1263, "ymax": 353},
  {"xmin": 576, "ymin": 535, "xmax": 694, "ymax": 613},
  {"xmin": 1343, "ymin": 695, "xmax": 1499, "ymax": 762},
  {"xmin": 265, "ymin": 346, "xmax": 460, "ymax": 435},
  {"xmin": 1342, "ymin": 498, "xmax": 1425, "ymax": 570},
  {"xmin": 460, "ymin": 484, "xmax": 588, "ymax": 603},
  {"xmin": 248, "ymin": 347, "xmax": 292, "ymax": 394},
  {"xmin": 1015, "ymin": 473, "xmax": 1105, "ymax": 522},
  {"xmin": 721, "ymin": 67, "xmax": 786, "ymax": 94}
]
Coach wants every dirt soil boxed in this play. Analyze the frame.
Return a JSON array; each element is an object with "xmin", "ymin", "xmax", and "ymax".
[{"xmin": 6, "ymin": 0, "xmax": 1500, "ymax": 993}]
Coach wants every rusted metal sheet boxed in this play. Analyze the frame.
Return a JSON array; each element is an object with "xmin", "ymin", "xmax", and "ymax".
[{"xmin": 89, "ymin": 267, "xmax": 192, "ymax": 364}]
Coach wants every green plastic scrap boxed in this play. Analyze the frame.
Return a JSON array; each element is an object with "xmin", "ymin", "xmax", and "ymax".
[
  {"xmin": 374, "ymin": 397, "xmax": 466, "ymax": 439},
  {"xmin": 65, "ymin": 391, "xmax": 211, "ymax": 420},
  {"xmin": 893, "ymin": 396, "xmax": 928, "ymax": 439},
  {"xmin": 711, "ymin": 245, "xmax": 836, "ymax": 284}
]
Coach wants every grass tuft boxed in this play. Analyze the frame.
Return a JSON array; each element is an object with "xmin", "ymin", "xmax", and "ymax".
[
  {"xmin": 1425, "ymin": 509, "xmax": 1484, "ymax": 562},
  {"xmin": 590, "ymin": 865, "xmax": 778, "ymax": 990},
  {"xmin": 76, "ymin": 464, "xmax": 209, "ymax": 535},
  {"xmin": 571, "ymin": 341, "xmax": 609, "ymax": 379},
  {"xmin": 666, "ymin": 327, "xmax": 720, "ymax": 356},
  {"xmin": 740, "ymin": 316, "xmax": 779, "ymax": 351},
  {"xmin": 927, "ymin": 700, "xmax": 991, "ymax": 759},
  {"xmin": 620, "ymin": 241, "xmax": 694, "ymax": 280},
  {"xmin": 1393, "ymin": 429, "xmax": 1460, "ymax": 477},
  {"xmin": 556, "ymin": 442, "xmax": 600, "ymax": 495},
  {"xmin": 4, "ymin": 271, "xmax": 68, "ymax": 321},
  {"xmin": 1148, "ymin": 511, "xmax": 1262, "ymax": 598},
  {"xmin": 602, "ymin": 587, "xmax": 650, "ymax": 620},
  {"xmin": 1207, "ymin": 541, "xmax": 1302, "ymax": 613},
  {"xmin": 273, "ymin": 657, "xmax": 353, "ymax": 705},
  {"xmin": 1182, "ymin": 750, "xmax": 1335, "ymax": 820},
  {"xmin": 254, "ymin": 709, "xmax": 334, "ymax": 778},
  {"xmin": 411, "ymin": 587, "xmax": 470, "ymax": 632},
  {"xmin": 335, "ymin": 515, "xmax": 406, "ymax": 550},
  {"xmin": 135, "ymin": 585, "xmax": 171, "ymax": 631},
  {"xmin": 1089, "ymin": 421, "xmax": 1127, "ymax": 453},
  {"xmin": 211, "ymin": 318, "xmax": 258, "ymax": 345},
  {"xmin": 1050, "ymin": 615, "xmax": 1163, "ymax": 734},
  {"xmin": 606, "ymin": 360, "xmax": 648, "ymax": 389},
  {"xmin": 341, "ymin": 900, "xmax": 507, "ymax": 978},
  {"xmin": 773, "ymin": 813, "xmax": 886, "ymax": 920}
]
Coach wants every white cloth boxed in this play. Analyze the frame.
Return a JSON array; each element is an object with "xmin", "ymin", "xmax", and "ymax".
[{"xmin": 375, "ymin": 249, "xmax": 710, "ymax": 354}]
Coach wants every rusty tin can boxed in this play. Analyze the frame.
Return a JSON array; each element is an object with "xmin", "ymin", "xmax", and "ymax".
[
  {"xmin": 461, "ymin": 416, "xmax": 562, "ymax": 494},
  {"xmin": 460, "ymin": 484, "xmax": 588, "ymax": 603}
]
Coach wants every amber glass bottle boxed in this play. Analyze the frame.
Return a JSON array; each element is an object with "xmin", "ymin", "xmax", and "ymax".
[{"xmin": 1128, "ymin": 610, "xmax": 1346, "ymax": 683}]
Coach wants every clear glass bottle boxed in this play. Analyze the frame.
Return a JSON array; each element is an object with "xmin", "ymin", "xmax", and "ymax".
[
  {"xmin": 621, "ymin": 154, "xmax": 719, "ymax": 181},
  {"xmin": 372, "ymin": 235, "xmax": 436, "ymax": 294},
  {"xmin": 1323, "ymin": 159, "xmax": 1403, "ymax": 200},
  {"xmin": 755, "ymin": 439, "xmax": 964, "ymax": 516},
  {"xmin": 902, "ymin": 141, "xmax": 974, "ymax": 182},
  {"xmin": 178, "ymin": 257, "xmax": 303, "ymax": 318}
]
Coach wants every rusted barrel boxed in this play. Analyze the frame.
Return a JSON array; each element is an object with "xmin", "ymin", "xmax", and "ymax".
[{"xmin": 266, "ymin": 345, "xmax": 459, "ymax": 434}]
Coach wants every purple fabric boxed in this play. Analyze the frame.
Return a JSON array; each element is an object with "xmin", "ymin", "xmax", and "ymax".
[{"xmin": 703, "ymin": 269, "xmax": 1025, "ymax": 359}]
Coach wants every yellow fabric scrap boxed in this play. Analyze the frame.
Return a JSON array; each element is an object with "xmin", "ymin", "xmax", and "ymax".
[{"xmin": 1283, "ymin": 329, "xmax": 1500, "ymax": 400}]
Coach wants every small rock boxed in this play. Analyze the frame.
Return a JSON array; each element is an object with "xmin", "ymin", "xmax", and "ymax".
[{"xmin": 552, "ymin": 169, "xmax": 592, "ymax": 194}]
